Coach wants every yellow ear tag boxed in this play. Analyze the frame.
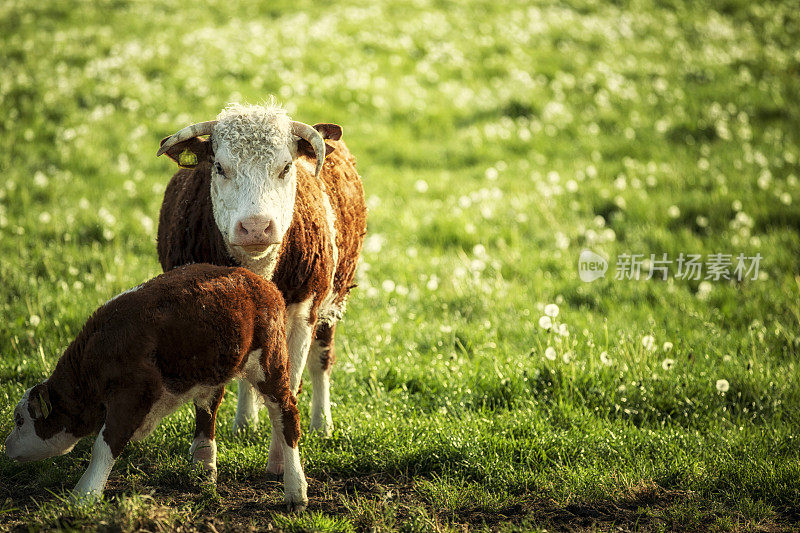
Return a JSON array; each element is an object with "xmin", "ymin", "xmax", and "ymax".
[
  {"xmin": 178, "ymin": 148, "xmax": 198, "ymax": 168},
  {"xmin": 38, "ymin": 392, "xmax": 51, "ymax": 418}
]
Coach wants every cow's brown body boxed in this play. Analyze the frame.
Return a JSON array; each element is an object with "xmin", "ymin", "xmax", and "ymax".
[{"xmin": 157, "ymin": 133, "xmax": 366, "ymax": 442}]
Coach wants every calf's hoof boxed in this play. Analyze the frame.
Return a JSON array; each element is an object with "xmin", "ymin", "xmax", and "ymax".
[
  {"xmin": 70, "ymin": 487, "xmax": 103, "ymax": 503},
  {"xmin": 285, "ymin": 496, "xmax": 308, "ymax": 513},
  {"xmin": 190, "ymin": 437, "xmax": 218, "ymax": 482}
]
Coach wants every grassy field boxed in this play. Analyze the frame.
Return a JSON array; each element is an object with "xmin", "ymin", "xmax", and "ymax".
[{"xmin": 1, "ymin": 0, "xmax": 800, "ymax": 530}]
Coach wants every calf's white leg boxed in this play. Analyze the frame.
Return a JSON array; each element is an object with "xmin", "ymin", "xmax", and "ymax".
[
  {"xmin": 266, "ymin": 402, "xmax": 307, "ymax": 511},
  {"xmin": 73, "ymin": 426, "xmax": 115, "ymax": 499},
  {"xmin": 264, "ymin": 299, "xmax": 314, "ymax": 469},
  {"xmin": 190, "ymin": 433, "xmax": 217, "ymax": 479},
  {"xmin": 234, "ymin": 298, "xmax": 314, "ymax": 437}
]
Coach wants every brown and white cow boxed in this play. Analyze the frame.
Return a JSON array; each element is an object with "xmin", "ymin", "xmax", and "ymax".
[
  {"xmin": 156, "ymin": 102, "xmax": 366, "ymax": 476},
  {"xmin": 5, "ymin": 264, "xmax": 308, "ymax": 511}
]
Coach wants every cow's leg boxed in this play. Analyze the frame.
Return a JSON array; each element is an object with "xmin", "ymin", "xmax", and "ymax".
[
  {"xmin": 191, "ymin": 386, "xmax": 224, "ymax": 480},
  {"xmin": 307, "ymin": 322, "xmax": 335, "ymax": 435},
  {"xmin": 286, "ymin": 299, "xmax": 315, "ymax": 394},
  {"xmin": 233, "ymin": 380, "xmax": 260, "ymax": 433}
]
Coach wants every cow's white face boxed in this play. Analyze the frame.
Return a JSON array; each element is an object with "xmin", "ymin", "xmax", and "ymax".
[
  {"xmin": 5, "ymin": 388, "xmax": 79, "ymax": 462},
  {"xmin": 209, "ymin": 105, "xmax": 300, "ymax": 269}
]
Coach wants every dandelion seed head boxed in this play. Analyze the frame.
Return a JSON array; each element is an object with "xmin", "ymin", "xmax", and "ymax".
[
  {"xmin": 544, "ymin": 304, "xmax": 559, "ymax": 318},
  {"xmin": 642, "ymin": 335, "xmax": 656, "ymax": 351},
  {"xmin": 538, "ymin": 315, "xmax": 553, "ymax": 330},
  {"xmin": 716, "ymin": 379, "xmax": 730, "ymax": 392}
]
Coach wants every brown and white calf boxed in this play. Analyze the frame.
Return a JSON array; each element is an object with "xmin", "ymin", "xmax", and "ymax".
[
  {"xmin": 156, "ymin": 102, "xmax": 366, "ymax": 476},
  {"xmin": 4, "ymin": 264, "xmax": 308, "ymax": 511}
]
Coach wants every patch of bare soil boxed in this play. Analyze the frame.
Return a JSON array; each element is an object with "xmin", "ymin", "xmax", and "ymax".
[{"xmin": 0, "ymin": 475, "xmax": 795, "ymax": 532}]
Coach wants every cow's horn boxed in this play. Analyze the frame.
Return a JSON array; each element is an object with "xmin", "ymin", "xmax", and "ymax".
[
  {"xmin": 156, "ymin": 120, "xmax": 218, "ymax": 156},
  {"xmin": 291, "ymin": 121, "xmax": 326, "ymax": 177}
]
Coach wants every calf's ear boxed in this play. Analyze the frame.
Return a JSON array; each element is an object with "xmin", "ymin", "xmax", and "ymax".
[
  {"xmin": 29, "ymin": 383, "xmax": 52, "ymax": 419},
  {"xmin": 296, "ymin": 123, "xmax": 342, "ymax": 160},
  {"xmin": 158, "ymin": 137, "xmax": 213, "ymax": 169}
]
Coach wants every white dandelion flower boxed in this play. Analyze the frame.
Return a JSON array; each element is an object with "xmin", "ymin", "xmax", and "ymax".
[
  {"xmin": 600, "ymin": 351, "xmax": 613, "ymax": 366},
  {"xmin": 545, "ymin": 347, "xmax": 557, "ymax": 361},
  {"xmin": 538, "ymin": 315, "xmax": 553, "ymax": 330},
  {"xmin": 29, "ymin": 315, "xmax": 41, "ymax": 327},
  {"xmin": 562, "ymin": 351, "xmax": 573, "ymax": 364},
  {"xmin": 663, "ymin": 341, "xmax": 674, "ymax": 352},
  {"xmin": 716, "ymin": 379, "xmax": 730, "ymax": 392},
  {"xmin": 642, "ymin": 335, "xmax": 656, "ymax": 351},
  {"xmin": 544, "ymin": 304, "xmax": 559, "ymax": 318},
  {"xmin": 661, "ymin": 358, "xmax": 675, "ymax": 370},
  {"xmin": 697, "ymin": 281, "xmax": 713, "ymax": 301}
]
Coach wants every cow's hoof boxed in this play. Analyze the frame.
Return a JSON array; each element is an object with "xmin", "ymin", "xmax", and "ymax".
[
  {"xmin": 267, "ymin": 461, "xmax": 284, "ymax": 475},
  {"xmin": 232, "ymin": 417, "xmax": 258, "ymax": 436},
  {"xmin": 309, "ymin": 420, "xmax": 333, "ymax": 437},
  {"xmin": 199, "ymin": 466, "xmax": 218, "ymax": 484}
]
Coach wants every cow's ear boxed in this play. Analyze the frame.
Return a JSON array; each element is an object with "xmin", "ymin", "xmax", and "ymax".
[
  {"xmin": 313, "ymin": 123, "xmax": 342, "ymax": 141},
  {"xmin": 159, "ymin": 137, "xmax": 213, "ymax": 169},
  {"xmin": 29, "ymin": 383, "xmax": 52, "ymax": 420}
]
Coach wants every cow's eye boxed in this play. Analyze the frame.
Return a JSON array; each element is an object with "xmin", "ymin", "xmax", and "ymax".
[
  {"xmin": 280, "ymin": 162, "xmax": 292, "ymax": 179},
  {"xmin": 15, "ymin": 413, "xmax": 23, "ymax": 427},
  {"xmin": 213, "ymin": 162, "xmax": 227, "ymax": 178}
]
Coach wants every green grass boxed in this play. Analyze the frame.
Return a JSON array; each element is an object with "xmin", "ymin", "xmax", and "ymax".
[{"xmin": 1, "ymin": 0, "xmax": 799, "ymax": 530}]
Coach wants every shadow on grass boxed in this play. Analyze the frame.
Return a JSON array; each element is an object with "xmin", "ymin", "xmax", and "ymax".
[{"xmin": 1, "ymin": 471, "xmax": 794, "ymax": 532}]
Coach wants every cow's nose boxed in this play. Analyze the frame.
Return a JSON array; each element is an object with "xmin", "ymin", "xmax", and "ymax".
[{"xmin": 233, "ymin": 215, "xmax": 280, "ymax": 247}]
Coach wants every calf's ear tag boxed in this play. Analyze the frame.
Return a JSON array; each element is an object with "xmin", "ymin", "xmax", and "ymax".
[
  {"xmin": 178, "ymin": 148, "xmax": 198, "ymax": 168},
  {"xmin": 38, "ymin": 392, "xmax": 51, "ymax": 418}
]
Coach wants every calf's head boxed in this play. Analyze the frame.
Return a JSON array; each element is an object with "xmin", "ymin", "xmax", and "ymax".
[
  {"xmin": 5, "ymin": 383, "xmax": 80, "ymax": 462},
  {"xmin": 158, "ymin": 103, "xmax": 342, "ymax": 265}
]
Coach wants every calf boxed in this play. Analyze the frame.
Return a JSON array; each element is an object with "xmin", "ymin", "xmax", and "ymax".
[{"xmin": 4, "ymin": 264, "xmax": 307, "ymax": 511}]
